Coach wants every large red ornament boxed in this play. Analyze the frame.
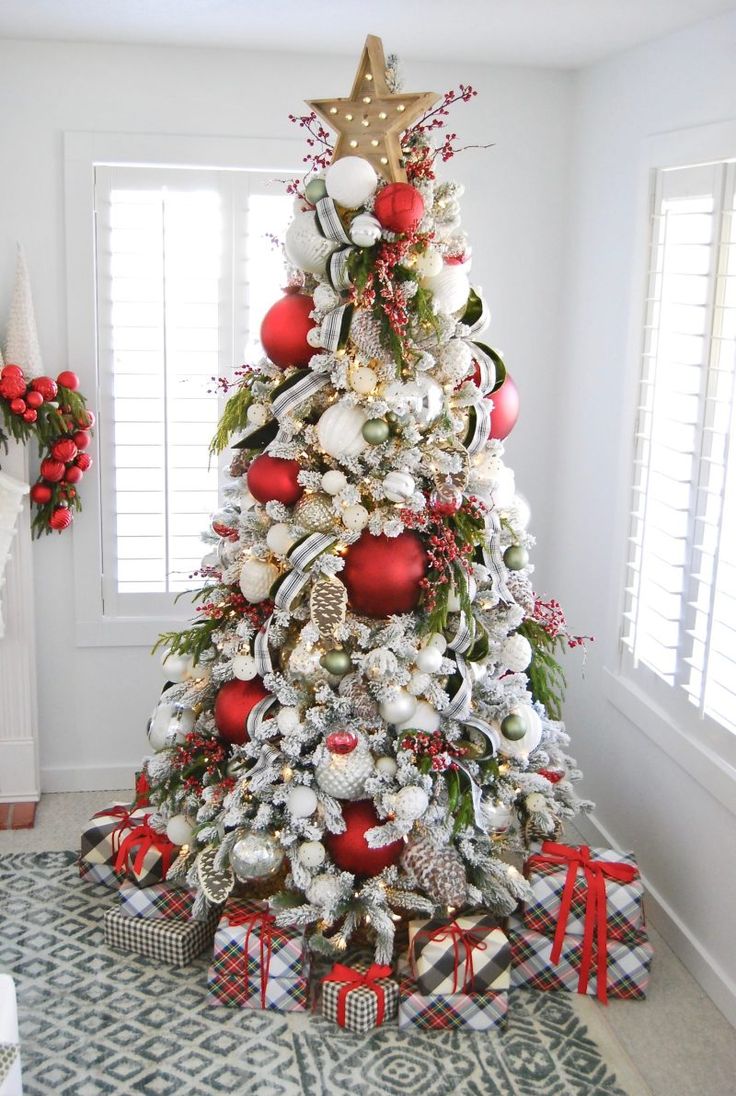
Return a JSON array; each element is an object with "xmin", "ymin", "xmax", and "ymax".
[
  {"xmin": 341, "ymin": 531, "xmax": 427, "ymax": 618},
  {"xmin": 73, "ymin": 430, "xmax": 91, "ymax": 450},
  {"xmin": 488, "ymin": 373, "xmax": 520, "ymax": 441},
  {"xmin": 374, "ymin": 183, "xmax": 425, "ymax": 234},
  {"xmin": 30, "ymin": 483, "xmax": 52, "ymax": 504},
  {"xmin": 30, "ymin": 376, "xmax": 58, "ymax": 401},
  {"xmin": 214, "ymin": 677, "xmax": 269, "ymax": 745},
  {"xmin": 247, "ymin": 454, "xmax": 304, "ymax": 506},
  {"xmin": 260, "ymin": 293, "xmax": 316, "ymax": 370},
  {"xmin": 75, "ymin": 453, "xmax": 92, "ymax": 471},
  {"xmin": 1, "ymin": 364, "xmax": 23, "ymax": 379},
  {"xmin": 57, "ymin": 371, "xmax": 80, "ymax": 391},
  {"xmin": 64, "ymin": 465, "xmax": 83, "ymax": 484},
  {"xmin": 0, "ymin": 374, "xmax": 26, "ymax": 400},
  {"xmin": 51, "ymin": 438, "xmax": 78, "ymax": 463},
  {"xmin": 326, "ymin": 799, "xmax": 404, "ymax": 876},
  {"xmin": 40, "ymin": 458, "xmax": 65, "ymax": 483},
  {"xmin": 49, "ymin": 506, "xmax": 72, "ymax": 531}
]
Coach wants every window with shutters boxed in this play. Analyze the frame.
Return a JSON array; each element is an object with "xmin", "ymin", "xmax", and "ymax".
[
  {"xmin": 621, "ymin": 155, "xmax": 736, "ymax": 746},
  {"xmin": 93, "ymin": 165, "xmax": 292, "ymax": 620}
]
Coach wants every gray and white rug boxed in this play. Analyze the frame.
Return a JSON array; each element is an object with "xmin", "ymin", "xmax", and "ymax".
[{"xmin": 0, "ymin": 851, "xmax": 634, "ymax": 1096}]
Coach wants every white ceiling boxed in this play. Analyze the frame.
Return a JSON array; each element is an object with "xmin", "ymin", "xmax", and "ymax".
[{"xmin": 0, "ymin": 0, "xmax": 733, "ymax": 68}]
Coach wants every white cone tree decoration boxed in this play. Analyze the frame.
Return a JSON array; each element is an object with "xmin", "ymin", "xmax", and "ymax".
[{"xmin": 4, "ymin": 245, "xmax": 44, "ymax": 378}]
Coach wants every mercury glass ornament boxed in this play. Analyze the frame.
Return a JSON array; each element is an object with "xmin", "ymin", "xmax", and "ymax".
[
  {"xmin": 504, "ymin": 544, "xmax": 529, "ymax": 571},
  {"xmin": 402, "ymin": 377, "xmax": 444, "ymax": 427},
  {"xmin": 481, "ymin": 799, "xmax": 513, "ymax": 833},
  {"xmin": 383, "ymin": 470, "xmax": 415, "ymax": 502},
  {"xmin": 320, "ymin": 648, "xmax": 353, "ymax": 676},
  {"xmin": 362, "ymin": 418, "xmax": 390, "ymax": 445},
  {"xmin": 293, "ymin": 492, "xmax": 338, "ymax": 533},
  {"xmin": 231, "ymin": 831, "xmax": 285, "ymax": 881},
  {"xmin": 429, "ymin": 479, "xmax": 463, "ymax": 515}
]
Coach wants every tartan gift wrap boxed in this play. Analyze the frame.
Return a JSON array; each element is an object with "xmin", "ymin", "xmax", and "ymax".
[
  {"xmin": 78, "ymin": 860, "xmax": 123, "ymax": 889},
  {"xmin": 321, "ymin": 961, "xmax": 398, "ymax": 1033},
  {"xmin": 113, "ymin": 817, "xmax": 178, "ymax": 888},
  {"xmin": 523, "ymin": 842, "xmax": 644, "ymax": 943},
  {"xmin": 79, "ymin": 803, "xmax": 150, "ymax": 888},
  {"xmin": 206, "ymin": 968, "xmax": 310, "ymax": 1010},
  {"xmin": 118, "ymin": 880, "xmax": 199, "ymax": 922},
  {"xmin": 104, "ymin": 906, "xmax": 217, "ymax": 967},
  {"xmin": 397, "ymin": 970, "xmax": 508, "ymax": 1031},
  {"xmin": 408, "ymin": 914, "xmax": 511, "ymax": 996},
  {"xmin": 508, "ymin": 914, "xmax": 653, "ymax": 1001}
]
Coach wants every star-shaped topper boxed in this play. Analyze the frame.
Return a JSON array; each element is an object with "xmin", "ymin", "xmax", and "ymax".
[{"xmin": 307, "ymin": 34, "xmax": 439, "ymax": 184}]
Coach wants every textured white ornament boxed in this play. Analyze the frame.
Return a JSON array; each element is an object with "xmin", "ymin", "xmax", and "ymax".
[
  {"xmin": 317, "ymin": 402, "xmax": 368, "ymax": 459},
  {"xmin": 161, "ymin": 652, "xmax": 194, "ymax": 683},
  {"xmin": 325, "ymin": 156, "xmax": 378, "ymax": 209},
  {"xmin": 422, "ymin": 264, "xmax": 471, "ymax": 315},
  {"xmin": 350, "ymin": 365, "xmax": 378, "ymax": 394},
  {"xmin": 285, "ymin": 210, "xmax": 339, "ymax": 274},
  {"xmin": 315, "ymin": 740, "xmax": 374, "ymax": 800},
  {"xmin": 266, "ymin": 522, "xmax": 296, "ymax": 557},
  {"xmin": 393, "ymin": 785, "xmax": 430, "ymax": 821},
  {"xmin": 525, "ymin": 792, "xmax": 547, "ymax": 812},
  {"xmin": 364, "ymin": 647, "xmax": 399, "ymax": 680},
  {"xmin": 440, "ymin": 339, "xmax": 473, "ymax": 381},
  {"xmin": 321, "ymin": 469, "xmax": 348, "ymax": 495},
  {"xmin": 313, "ymin": 282, "xmax": 341, "ymax": 312},
  {"xmin": 407, "ymin": 671, "xmax": 431, "ymax": 696},
  {"xmin": 502, "ymin": 634, "xmax": 533, "ymax": 673},
  {"xmin": 379, "ymin": 690, "xmax": 417, "ymax": 724},
  {"xmin": 414, "ymin": 248, "xmax": 443, "ymax": 277},
  {"xmin": 499, "ymin": 706, "xmax": 543, "ymax": 759},
  {"xmin": 298, "ymin": 840, "xmax": 326, "ymax": 869},
  {"xmin": 375, "ymin": 756, "xmax": 398, "ymax": 778},
  {"xmin": 246, "ymin": 403, "xmax": 269, "ymax": 426},
  {"xmin": 276, "ymin": 707, "xmax": 302, "ymax": 734},
  {"xmin": 426, "ymin": 633, "xmax": 448, "ymax": 654},
  {"xmin": 232, "ymin": 652, "xmax": 258, "ymax": 681},
  {"xmin": 395, "ymin": 700, "xmax": 441, "ymax": 733},
  {"xmin": 350, "ymin": 212, "xmax": 383, "ymax": 247},
  {"xmin": 382, "ymin": 470, "xmax": 415, "ymax": 503},
  {"xmin": 166, "ymin": 814, "xmax": 195, "ymax": 847},
  {"xmin": 415, "ymin": 646, "xmax": 443, "ymax": 673},
  {"xmin": 239, "ymin": 558, "xmax": 279, "ymax": 603},
  {"xmin": 287, "ymin": 785, "xmax": 318, "ymax": 818},
  {"xmin": 342, "ymin": 503, "xmax": 369, "ymax": 532},
  {"xmin": 306, "ymin": 873, "xmax": 343, "ymax": 907}
]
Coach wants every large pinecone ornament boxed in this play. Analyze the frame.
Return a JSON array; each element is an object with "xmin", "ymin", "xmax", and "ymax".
[
  {"xmin": 315, "ymin": 731, "xmax": 374, "ymax": 800},
  {"xmin": 401, "ymin": 829, "xmax": 468, "ymax": 906}
]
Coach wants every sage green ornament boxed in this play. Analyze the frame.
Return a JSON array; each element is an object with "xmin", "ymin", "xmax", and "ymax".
[
  {"xmin": 362, "ymin": 418, "xmax": 390, "ymax": 445},
  {"xmin": 305, "ymin": 177, "xmax": 328, "ymax": 204},
  {"xmin": 320, "ymin": 649, "xmax": 353, "ymax": 676},
  {"xmin": 501, "ymin": 713, "xmax": 527, "ymax": 741},
  {"xmin": 386, "ymin": 411, "xmax": 403, "ymax": 436},
  {"xmin": 504, "ymin": 545, "xmax": 529, "ymax": 571}
]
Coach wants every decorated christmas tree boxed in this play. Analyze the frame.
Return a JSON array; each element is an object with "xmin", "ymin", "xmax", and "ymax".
[{"xmin": 142, "ymin": 36, "xmax": 590, "ymax": 963}]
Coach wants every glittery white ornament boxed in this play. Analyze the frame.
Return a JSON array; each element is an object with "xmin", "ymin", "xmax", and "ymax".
[
  {"xmin": 502, "ymin": 634, "xmax": 532, "ymax": 672},
  {"xmin": 293, "ymin": 492, "xmax": 338, "ymax": 533},
  {"xmin": 232, "ymin": 652, "xmax": 258, "ymax": 681},
  {"xmin": 342, "ymin": 503, "xmax": 369, "ymax": 532},
  {"xmin": 315, "ymin": 737, "xmax": 374, "ymax": 800},
  {"xmin": 246, "ymin": 403, "xmax": 269, "ymax": 426},
  {"xmin": 325, "ymin": 156, "xmax": 378, "ymax": 209},
  {"xmin": 350, "ymin": 365, "xmax": 378, "ymax": 394},
  {"xmin": 298, "ymin": 840, "xmax": 326, "ymax": 869},
  {"xmin": 285, "ymin": 211, "xmax": 339, "ymax": 274},
  {"xmin": 414, "ymin": 248, "xmax": 443, "ymax": 277},
  {"xmin": 239, "ymin": 558, "xmax": 279, "ymax": 603},
  {"xmin": 350, "ymin": 212, "xmax": 382, "ymax": 246},
  {"xmin": 393, "ymin": 785, "xmax": 430, "ymax": 821},
  {"xmin": 379, "ymin": 690, "xmax": 417, "ymax": 724},
  {"xmin": 415, "ymin": 646, "xmax": 443, "ymax": 673},
  {"xmin": 375, "ymin": 756, "xmax": 398, "ymax": 777},
  {"xmin": 525, "ymin": 792, "xmax": 547, "ymax": 812},
  {"xmin": 407, "ymin": 671, "xmax": 431, "ymax": 696},
  {"xmin": 266, "ymin": 522, "xmax": 296, "ymax": 557},
  {"xmin": 422, "ymin": 264, "xmax": 471, "ymax": 315},
  {"xmin": 313, "ymin": 282, "xmax": 341, "ymax": 312},
  {"xmin": 287, "ymin": 785, "xmax": 318, "ymax": 817},
  {"xmin": 383, "ymin": 470, "xmax": 415, "ymax": 502},
  {"xmin": 317, "ymin": 402, "xmax": 368, "ymax": 459},
  {"xmin": 363, "ymin": 647, "xmax": 399, "ymax": 680},
  {"xmin": 440, "ymin": 339, "xmax": 473, "ymax": 382},
  {"xmin": 276, "ymin": 707, "xmax": 301, "ymax": 734},
  {"xmin": 166, "ymin": 814, "xmax": 195, "ymax": 846},
  {"xmin": 394, "ymin": 700, "xmax": 440, "ymax": 733},
  {"xmin": 306, "ymin": 873, "xmax": 343, "ymax": 907},
  {"xmin": 321, "ymin": 469, "xmax": 348, "ymax": 495}
]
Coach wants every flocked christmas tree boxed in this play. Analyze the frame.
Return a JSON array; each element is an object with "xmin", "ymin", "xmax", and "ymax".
[{"xmin": 142, "ymin": 36, "xmax": 591, "ymax": 962}]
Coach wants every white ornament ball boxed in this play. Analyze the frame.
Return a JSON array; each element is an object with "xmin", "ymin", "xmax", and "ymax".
[
  {"xmin": 246, "ymin": 403, "xmax": 269, "ymax": 426},
  {"xmin": 232, "ymin": 652, "xmax": 258, "ymax": 681},
  {"xmin": 525, "ymin": 793, "xmax": 547, "ymax": 812},
  {"xmin": 161, "ymin": 651, "xmax": 194, "ymax": 683},
  {"xmin": 287, "ymin": 785, "xmax": 318, "ymax": 818},
  {"xmin": 325, "ymin": 156, "xmax": 378, "ymax": 210},
  {"xmin": 266, "ymin": 522, "xmax": 296, "ymax": 557},
  {"xmin": 285, "ymin": 210, "xmax": 338, "ymax": 274},
  {"xmin": 499, "ymin": 706, "xmax": 543, "ymax": 759},
  {"xmin": 166, "ymin": 814, "xmax": 195, "ymax": 847},
  {"xmin": 277, "ymin": 707, "xmax": 302, "ymax": 734},
  {"xmin": 321, "ymin": 469, "xmax": 348, "ymax": 495},
  {"xmin": 231, "ymin": 831, "xmax": 284, "ymax": 880},
  {"xmin": 394, "ymin": 785, "xmax": 430, "ymax": 821},
  {"xmin": 379, "ymin": 690, "xmax": 418, "ymax": 725},
  {"xmin": 395, "ymin": 700, "xmax": 441, "ymax": 734},
  {"xmin": 512, "ymin": 493, "xmax": 532, "ymax": 530},
  {"xmin": 422, "ymin": 264, "xmax": 471, "ymax": 315},
  {"xmin": 239, "ymin": 558, "xmax": 279, "ymax": 603},
  {"xmin": 317, "ymin": 402, "xmax": 368, "ymax": 459},
  {"xmin": 316, "ymin": 743, "xmax": 374, "ymax": 800},
  {"xmin": 481, "ymin": 799, "xmax": 512, "ymax": 833},
  {"xmin": 351, "ymin": 366, "xmax": 378, "ymax": 394},
  {"xmin": 306, "ymin": 873, "xmax": 343, "ymax": 907},
  {"xmin": 148, "ymin": 703, "xmax": 174, "ymax": 750},
  {"xmin": 375, "ymin": 756, "xmax": 398, "ymax": 778},
  {"xmin": 313, "ymin": 282, "xmax": 341, "ymax": 312},
  {"xmin": 407, "ymin": 671, "xmax": 431, "ymax": 696},
  {"xmin": 426, "ymin": 633, "xmax": 448, "ymax": 654},
  {"xmin": 401, "ymin": 376, "xmax": 444, "ymax": 427},
  {"xmin": 298, "ymin": 840, "xmax": 326, "ymax": 869},
  {"xmin": 414, "ymin": 248, "xmax": 443, "ymax": 277},
  {"xmin": 172, "ymin": 708, "xmax": 196, "ymax": 740},
  {"xmin": 415, "ymin": 645, "xmax": 443, "ymax": 673},
  {"xmin": 383, "ymin": 471, "xmax": 415, "ymax": 503},
  {"xmin": 350, "ymin": 212, "xmax": 383, "ymax": 247},
  {"xmin": 502, "ymin": 634, "xmax": 533, "ymax": 673},
  {"xmin": 342, "ymin": 503, "xmax": 369, "ymax": 532}
]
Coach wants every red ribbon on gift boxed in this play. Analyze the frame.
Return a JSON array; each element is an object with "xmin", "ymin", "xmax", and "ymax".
[
  {"xmin": 92, "ymin": 804, "xmax": 149, "ymax": 856},
  {"xmin": 527, "ymin": 842, "xmax": 639, "ymax": 1004},
  {"xmin": 226, "ymin": 904, "xmax": 294, "ymax": 1008},
  {"xmin": 322, "ymin": 963, "xmax": 393, "ymax": 1028},
  {"xmin": 114, "ymin": 819, "xmax": 176, "ymax": 882},
  {"xmin": 409, "ymin": 920, "xmax": 489, "ymax": 993}
]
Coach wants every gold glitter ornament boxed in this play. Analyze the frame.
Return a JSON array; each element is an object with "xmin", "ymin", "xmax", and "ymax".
[{"xmin": 293, "ymin": 492, "xmax": 339, "ymax": 533}]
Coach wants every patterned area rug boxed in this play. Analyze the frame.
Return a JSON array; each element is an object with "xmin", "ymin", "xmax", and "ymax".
[{"xmin": 0, "ymin": 851, "xmax": 632, "ymax": 1096}]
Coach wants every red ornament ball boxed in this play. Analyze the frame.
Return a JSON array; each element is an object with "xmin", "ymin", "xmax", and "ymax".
[
  {"xmin": 77, "ymin": 409, "xmax": 95, "ymax": 428},
  {"xmin": 51, "ymin": 438, "xmax": 78, "ymax": 463},
  {"xmin": 57, "ymin": 371, "xmax": 79, "ymax": 391},
  {"xmin": 0, "ymin": 374, "xmax": 27, "ymax": 401},
  {"xmin": 1, "ymin": 364, "xmax": 23, "ymax": 379},
  {"xmin": 30, "ymin": 483, "xmax": 53, "ymax": 505},
  {"xmin": 341, "ymin": 531, "xmax": 427, "ymax": 618},
  {"xmin": 25, "ymin": 390, "xmax": 44, "ymax": 409},
  {"xmin": 9, "ymin": 398, "xmax": 26, "ymax": 415},
  {"xmin": 40, "ymin": 458, "xmax": 66, "ymax": 483},
  {"xmin": 247, "ymin": 454, "xmax": 304, "ymax": 506},
  {"xmin": 325, "ymin": 730, "xmax": 359, "ymax": 755},
  {"xmin": 22, "ymin": 409, "xmax": 37, "ymax": 423},
  {"xmin": 49, "ymin": 506, "xmax": 72, "ymax": 531},
  {"xmin": 73, "ymin": 429, "xmax": 91, "ymax": 450},
  {"xmin": 488, "ymin": 373, "xmax": 520, "ymax": 441},
  {"xmin": 31, "ymin": 376, "xmax": 58, "ymax": 401},
  {"xmin": 214, "ymin": 677, "xmax": 269, "ymax": 745},
  {"xmin": 373, "ymin": 183, "xmax": 425, "ymax": 234},
  {"xmin": 75, "ymin": 453, "xmax": 92, "ymax": 471},
  {"xmin": 64, "ymin": 465, "xmax": 83, "ymax": 484},
  {"xmin": 260, "ymin": 293, "xmax": 316, "ymax": 370},
  {"xmin": 325, "ymin": 799, "xmax": 404, "ymax": 876}
]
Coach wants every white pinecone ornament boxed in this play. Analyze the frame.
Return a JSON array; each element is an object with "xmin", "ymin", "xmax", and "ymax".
[
  {"xmin": 401, "ymin": 831, "xmax": 468, "ymax": 906},
  {"xmin": 315, "ymin": 731, "xmax": 374, "ymax": 800}
]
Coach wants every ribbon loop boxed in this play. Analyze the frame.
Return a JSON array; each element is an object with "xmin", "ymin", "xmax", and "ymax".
[{"xmin": 114, "ymin": 819, "xmax": 175, "ymax": 881}]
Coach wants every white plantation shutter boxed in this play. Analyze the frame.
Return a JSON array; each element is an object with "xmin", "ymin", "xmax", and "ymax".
[
  {"xmin": 622, "ymin": 158, "xmax": 736, "ymax": 738},
  {"xmin": 94, "ymin": 165, "xmax": 292, "ymax": 617}
]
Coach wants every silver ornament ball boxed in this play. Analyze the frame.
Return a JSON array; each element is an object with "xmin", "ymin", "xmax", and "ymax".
[{"xmin": 231, "ymin": 831, "xmax": 285, "ymax": 880}]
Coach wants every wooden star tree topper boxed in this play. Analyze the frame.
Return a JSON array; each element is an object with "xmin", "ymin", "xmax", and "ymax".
[{"xmin": 307, "ymin": 35, "xmax": 439, "ymax": 184}]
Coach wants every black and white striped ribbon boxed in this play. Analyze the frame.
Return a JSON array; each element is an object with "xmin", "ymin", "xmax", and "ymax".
[
  {"xmin": 483, "ymin": 489, "xmax": 513, "ymax": 605},
  {"xmin": 254, "ymin": 621, "xmax": 274, "ymax": 677},
  {"xmin": 446, "ymin": 615, "xmax": 474, "ymax": 655},
  {"xmin": 467, "ymin": 341, "xmax": 496, "ymax": 395},
  {"xmin": 462, "ymin": 713, "xmax": 501, "ymax": 757},
  {"xmin": 319, "ymin": 304, "xmax": 353, "ymax": 353},
  {"xmin": 273, "ymin": 567, "xmax": 312, "ymax": 611},
  {"xmin": 315, "ymin": 197, "xmax": 352, "ymax": 245},
  {"xmin": 287, "ymin": 531, "xmax": 338, "ymax": 571},
  {"xmin": 464, "ymin": 396, "xmax": 492, "ymax": 457},
  {"xmin": 328, "ymin": 247, "xmax": 354, "ymax": 292},
  {"xmin": 464, "ymin": 292, "xmax": 491, "ymax": 335},
  {"xmin": 444, "ymin": 654, "xmax": 473, "ymax": 720},
  {"xmin": 271, "ymin": 371, "xmax": 330, "ymax": 420},
  {"xmin": 246, "ymin": 695, "xmax": 277, "ymax": 739}
]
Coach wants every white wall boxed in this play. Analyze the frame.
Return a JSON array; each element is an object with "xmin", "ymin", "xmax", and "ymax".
[
  {"xmin": 0, "ymin": 40, "xmax": 573, "ymax": 790},
  {"xmin": 556, "ymin": 11, "xmax": 736, "ymax": 1022}
]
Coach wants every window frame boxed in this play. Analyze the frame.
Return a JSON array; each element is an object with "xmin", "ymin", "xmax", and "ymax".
[
  {"xmin": 64, "ymin": 131, "xmax": 300, "ymax": 647},
  {"xmin": 607, "ymin": 119, "xmax": 736, "ymax": 812}
]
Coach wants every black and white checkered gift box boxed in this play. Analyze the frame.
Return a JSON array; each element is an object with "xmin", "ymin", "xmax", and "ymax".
[
  {"xmin": 104, "ymin": 906, "xmax": 217, "ymax": 967},
  {"xmin": 320, "ymin": 961, "xmax": 398, "ymax": 1033}
]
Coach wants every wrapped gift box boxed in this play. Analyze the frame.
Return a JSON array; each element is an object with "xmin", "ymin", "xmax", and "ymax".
[
  {"xmin": 408, "ymin": 914, "xmax": 510, "ymax": 996},
  {"xmin": 524, "ymin": 843, "xmax": 645, "ymax": 942},
  {"xmin": 206, "ymin": 969, "xmax": 310, "ymax": 1010},
  {"xmin": 113, "ymin": 818, "xmax": 178, "ymax": 888},
  {"xmin": 119, "ymin": 880, "xmax": 200, "ymax": 922},
  {"xmin": 508, "ymin": 915, "xmax": 653, "ymax": 1001},
  {"xmin": 0, "ymin": 974, "xmax": 23, "ymax": 1096},
  {"xmin": 79, "ymin": 802, "xmax": 149, "ymax": 870},
  {"xmin": 398, "ymin": 971, "xmax": 508, "ymax": 1031},
  {"xmin": 321, "ymin": 961, "xmax": 398, "ymax": 1033},
  {"xmin": 104, "ymin": 906, "xmax": 217, "ymax": 967},
  {"xmin": 78, "ymin": 860, "xmax": 124, "ymax": 890}
]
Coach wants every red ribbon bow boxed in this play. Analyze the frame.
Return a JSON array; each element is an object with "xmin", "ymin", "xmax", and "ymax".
[
  {"xmin": 226, "ymin": 905, "xmax": 293, "ymax": 1008},
  {"xmin": 410, "ymin": 919, "xmax": 489, "ymax": 993},
  {"xmin": 527, "ymin": 842, "xmax": 639, "ymax": 1004},
  {"xmin": 92, "ymin": 804, "xmax": 148, "ymax": 857},
  {"xmin": 114, "ymin": 819, "xmax": 175, "ymax": 881},
  {"xmin": 321, "ymin": 963, "xmax": 393, "ymax": 1028}
]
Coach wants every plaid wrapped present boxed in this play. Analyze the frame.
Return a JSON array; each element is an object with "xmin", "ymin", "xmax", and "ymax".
[
  {"xmin": 408, "ymin": 914, "xmax": 510, "ymax": 996},
  {"xmin": 113, "ymin": 817, "xmax": 178, "ymax": 888},
  {"xmin": 508, "ymin": 914, "xmax": 653, "ymax": 1001},
  {"xmin": 206, "ymin": 969, "xmax": 310, "ymax": 1010},
  {"xmin": 78, "ymin": 860, "xmax": 122, "ymax": 889},
  {"xmin": 398, "ymin": 970, "xmax": 508, "ymax": 1031},
  {"xmin": 524, "ymin": 842, "xmax": 644, "ymax": 943},
  {"xmin": 79, "ymin": 803, "xmax": 150, "ymax": 888},
  {"xmin": 321, "ymin": 961, "xmax": 398, "ymax": 1033},
  {"xmin": 104, "ymin": 906, "xmax": 217, "ymax": 967},
  {"xmin": 119, "ymin": 880, "xmax": 200, "ymax": 922}
]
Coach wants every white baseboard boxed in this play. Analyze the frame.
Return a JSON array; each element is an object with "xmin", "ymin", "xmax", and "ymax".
[
  {"xmin": 0, "ymin": 739, "xmax": 39, "ymax": 801},
  {"xmin": 41, "ymin": 763, "xmax": 137, "ymax": 794},
  {"xmin": 575, "ymin": 810, "xmax": 736, "ymax": 1028}
]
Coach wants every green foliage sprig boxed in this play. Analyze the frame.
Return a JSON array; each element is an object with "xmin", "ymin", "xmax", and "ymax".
[{"xmin": 518, "ymin": 619, "xmax": 567, "ymax": 721}]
